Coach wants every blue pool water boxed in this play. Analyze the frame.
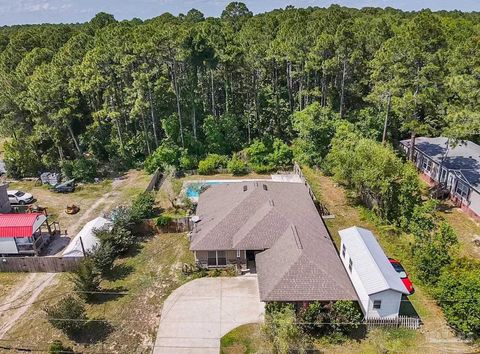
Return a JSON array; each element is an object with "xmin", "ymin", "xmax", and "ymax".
[{"xmin": 185, "ymin": 181, "xmax": 223, "ymax": 199}]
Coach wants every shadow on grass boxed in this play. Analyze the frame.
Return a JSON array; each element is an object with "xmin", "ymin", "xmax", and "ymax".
[
  {"xmin": 103, "ymin": 263, "xmax": 134, "ymax": 281},
  {"xmin": 72, "ymin": 319, "xmax": 114, "ymax": 344},
  {"xmin": 399, "ymin": 295, "xmax": 420, "ymax": 318},
  {"xmin": 90, "ymin": 286, "xmax": 128, "ymax": 305}
]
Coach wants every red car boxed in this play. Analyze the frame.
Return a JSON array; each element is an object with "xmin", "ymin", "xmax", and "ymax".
[{"xmin": 389, "ymin": 258, "xmax": 415, "ymax": 295}]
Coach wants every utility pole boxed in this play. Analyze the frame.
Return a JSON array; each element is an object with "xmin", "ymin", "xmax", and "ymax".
[{"xmin": 382, "ymin": 92, "xmax": 391, "ymax": 145}]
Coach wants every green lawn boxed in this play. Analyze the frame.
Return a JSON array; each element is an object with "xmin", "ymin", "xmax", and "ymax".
[{"xmin": 221, "ymin": 324, "xmax": 263, "ymax": 354}]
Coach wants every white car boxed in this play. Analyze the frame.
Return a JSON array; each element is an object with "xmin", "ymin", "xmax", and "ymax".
[{"xmin": 7, "ymin": 190, "xmax": 34, "ymax": 205}]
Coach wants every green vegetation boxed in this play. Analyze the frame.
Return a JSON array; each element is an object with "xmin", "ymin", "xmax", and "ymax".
[
  {"xmin": 221, "ymin": 323, "xmax": 261, "ymax": 354},
  {"xmin": 198, "ymin": 154, "xmax": 228, "ymax": 175},
  {"xmin": 44, "ymin": 295, "xmax": 87, "ymax": 336},
  {"xmin": 2, "ymin": 5, "xmax": 478, "ymax": 180}
]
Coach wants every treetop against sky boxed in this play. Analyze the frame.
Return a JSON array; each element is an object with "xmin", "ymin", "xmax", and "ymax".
[{"xmin": 0, "ymin": 0, "xmax": 478, "ymax": 26}]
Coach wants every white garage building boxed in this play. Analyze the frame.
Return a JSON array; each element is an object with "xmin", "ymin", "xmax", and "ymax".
[{"xmin": 338, "ymin": 226, "xmax": 409, "ymax": 318}]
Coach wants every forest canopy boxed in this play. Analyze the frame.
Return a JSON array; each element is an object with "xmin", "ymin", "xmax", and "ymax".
[{"xmin": 0, "ymin": 4, "xmax": 479, "ymax": 178}]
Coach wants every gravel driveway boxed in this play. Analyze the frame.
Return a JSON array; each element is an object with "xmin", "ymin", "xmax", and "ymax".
[{"xmin": 153, "ymin": 277, "xmax": 265, "ymax": 354}]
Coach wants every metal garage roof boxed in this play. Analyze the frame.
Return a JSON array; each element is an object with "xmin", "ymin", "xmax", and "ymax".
[{"xmin": 0, "ymin": 213, "xmax": 47, "ymax": 238}]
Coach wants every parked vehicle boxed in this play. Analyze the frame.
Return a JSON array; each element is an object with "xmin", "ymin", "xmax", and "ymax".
[
  {"xmin": 53, "ymin": 179, "xmax": 75, "ymax": 193},
  {"xmin": 7, "ymin": 190, "xmax": 34, "ymax": 205},
  {"xmin": 389, "ymin": 258, "xmax": 415, "ymax": 295}
]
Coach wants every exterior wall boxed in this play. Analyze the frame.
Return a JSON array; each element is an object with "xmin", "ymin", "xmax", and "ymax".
[
  {"xmin": 194, "ymin": 250, "xmax": 246, "ymax": 268},
  {"xmin": 0, "ymin": 184, "xmax": 10, "ymax": 213},
  {"xmin": 0, "ymin": 238, "xmax": 18, "ymax": 254},
  {"xmin": 367, "ymin": 290, "xmax": 402, "ymax": 319},
  {"xmin": 340, "ymin": 240, "xmax": 402, "ymax": 318},
  {"xmin": 339, "ymin": 240, "xmax": 369, "ymax": 315},
  {"xmin": 467, "ymin": 190, "xmax": 480, "ymax": 217}
]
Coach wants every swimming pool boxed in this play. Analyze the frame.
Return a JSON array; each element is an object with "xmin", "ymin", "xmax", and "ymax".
[{"xmin": 185, "ymin": 181, "xmax": 223, "ymax": 199}]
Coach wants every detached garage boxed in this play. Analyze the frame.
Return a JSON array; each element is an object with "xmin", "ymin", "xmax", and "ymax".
[{"xmin": 338, "ymin": 226, "xmax": 409, "ymax": 319}]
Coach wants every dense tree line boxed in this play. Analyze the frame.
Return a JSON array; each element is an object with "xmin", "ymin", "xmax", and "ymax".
[{"xmin": 1, "ymin": 4, "xmax": 479, "ymax": 178}]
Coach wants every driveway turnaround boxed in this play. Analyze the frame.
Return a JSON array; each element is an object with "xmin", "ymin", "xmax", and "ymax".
[{"xmin": 153, "ymin": 277, "xmax": 265, "ymax": 354}]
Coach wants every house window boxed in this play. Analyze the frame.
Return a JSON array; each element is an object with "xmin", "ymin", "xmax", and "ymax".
[
  {"xmin": 208, "ymin": 251, "xmax": 227, "ymax": 266},
  {"xmin": 455, "ymin": 181, "xmax": 469, "ymax": 199},
  {"xmin": 207, "ymin": 251, "xmax": 217, "ymax": 266},
  {"xmin": 348, "ymin": 258, "xmax": 353, "ymax": 272},
  {"xmin": 217, "ymin": 251, "xmax": 227, "ymax": 266},
  {"xmin": 342, "ymin": 244, "xmax": 346, "ymax": 258},
  {"xmin": 236, "ymin": 250, "xmax": 241, "ymax": 258},
  {"xmin": 422, "ymin": 158, "xmax": 433, "ymax": 174},
  {"xmin": 373, "ymin": 300, "xmax": 382, "ymax": 309}
]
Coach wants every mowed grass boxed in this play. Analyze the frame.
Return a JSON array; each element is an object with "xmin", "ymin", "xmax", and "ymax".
[
  {"xmin": 438, "ymin": 201, "xmax": 480, "ymax": 259},
  {"xmin": 3, "ymin": 232, "xmax": 194, "ymax": 353},
  {"xmin": 221, "ymin": 323, "xmax": 263, "ymax": 354}
]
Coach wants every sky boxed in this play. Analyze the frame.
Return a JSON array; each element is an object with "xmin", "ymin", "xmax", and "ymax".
[{"xmin": 0, "ymin": 0, "xmax": 478, "ymax": 26}]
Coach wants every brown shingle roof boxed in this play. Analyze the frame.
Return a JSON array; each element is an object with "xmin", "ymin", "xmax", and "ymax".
[{"xmin": 190, "ymin": 181, "xmax": 357, "ymax": 302}]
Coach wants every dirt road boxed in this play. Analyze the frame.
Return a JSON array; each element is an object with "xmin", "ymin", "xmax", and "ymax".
[{"xmin": 0, "ymin": 170, "xmax": 150, "ymax": 340}]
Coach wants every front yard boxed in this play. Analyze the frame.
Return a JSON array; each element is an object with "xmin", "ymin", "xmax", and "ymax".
[{"xmin": 3, "ymin": 232, "xmax": 193, "ymax": 353}]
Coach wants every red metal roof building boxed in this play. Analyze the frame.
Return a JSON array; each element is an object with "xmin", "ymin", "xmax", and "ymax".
[{"xmin": 0, "ymin": 213, "xmax": 49, "ymax": 255}]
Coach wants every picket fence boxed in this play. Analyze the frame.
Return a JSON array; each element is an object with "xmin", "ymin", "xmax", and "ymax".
[{"xmin": 365, "ymin": 315, "xmax": 421, "ymax": 330}]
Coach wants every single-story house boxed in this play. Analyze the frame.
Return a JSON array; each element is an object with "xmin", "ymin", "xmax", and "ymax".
[
  {"xmin": 63, "ymin": 216, "xmax": 111, "ymax": 257},
  {"xmin": 0, "ymin": 213, "xmax": 51, "ymax": 255},
  {"xmin": 400, "ymin": 137, "xmax": 480, "ymax": 218},
  {"xmin": 190, "ymin": 181, "xmax": 357, "ymax": 303},
  {"xmin": 339, "ymin": 226, "xmax": 409, "ymax": 318}
]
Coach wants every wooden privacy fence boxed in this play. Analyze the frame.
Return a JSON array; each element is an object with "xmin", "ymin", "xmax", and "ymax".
[
  {"xmin": 145, "ymin": 168, "xmax": 165, "ymax": 193},
  {"xmin": 0, "ymin": 256, "xmax": 82, "ymax": 272},
  {"xmin": 365, "ymin": 316, "xmax": 421, "ymax": 330}
]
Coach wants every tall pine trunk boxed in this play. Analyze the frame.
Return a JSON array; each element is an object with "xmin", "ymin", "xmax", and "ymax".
[
  {"xmin": 172, "ymin": 59, "xmax": 184, "ymax": 147},
  {"xmin": 339, "ymin": 57, "xmax": 347, "ymax": 118},
  {"xmin": 148, "ymin": 87, "xmax": 159, "ymax": 148}
]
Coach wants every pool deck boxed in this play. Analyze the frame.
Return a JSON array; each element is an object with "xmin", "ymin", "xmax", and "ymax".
[{"xmin": 183, "ymin": 174, "xmax": 302, "ymax": 201}]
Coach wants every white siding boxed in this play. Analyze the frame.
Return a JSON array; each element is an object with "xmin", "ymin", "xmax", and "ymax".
[
  {"xmin": 368, "ymin": 290, "xmax": 402, "ymax": 318},
  {"xmin": 0, "ymin": 238, "xmax": 18, "ymax": 254},
  {"xmin": 469, "ymin": 190, "xmax": 480, "ymax": 216},
  {"xmin": 340, "ymin": 241, "xmax": 369, "ymax": 314}
]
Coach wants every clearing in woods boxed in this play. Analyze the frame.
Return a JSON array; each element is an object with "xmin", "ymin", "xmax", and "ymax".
[{"xmin": 0, "ymin": 170, "xmax": 151, "ymax": 343}]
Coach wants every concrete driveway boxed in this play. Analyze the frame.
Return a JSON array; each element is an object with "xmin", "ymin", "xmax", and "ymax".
[{"xmin": 153, "ymin": 277, "xmax": 264, "ymax": 354}]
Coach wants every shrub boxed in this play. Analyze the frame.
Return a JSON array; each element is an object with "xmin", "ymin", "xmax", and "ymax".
[
  {"xmin": 108, "ymin": 205, "xmax": 134, "ymax": 230},
  {"xmin": 70, "ymin": 258, "xmax": 101, "ymax": 301},
  {"xmin": 144, "ymin": 143, "xmax": 183, "ymax": 173},
  {"xmin": 263, "ymin": 305, "xmax": 308, "ymax": 354},
  {"xmin": 330, "ymin": 300, "xmax": 364, "ymax": 335},
  {"xmin": 198, "ymin": 154, "xmax": 228, "ymax": 175},
  {"xmin": 49, "ymin": 340, "xmax": 74, "ymax": 354},
  {"xmin": 436, "ymin": 259, "xmax": 480, "ymax": 338},
  {"xmin": 227, "ymin": 153, "xmax": 248, "ymax": 175},
  {"xmin": 130, "ymin": 192, "xmax": 155, "ymax": 221},
  {"xmin": 44, "ymin": 295, "xmax": 87, "ymax": 335},
  {"xmin": 245, "ymin": 140, "xmax": 272, "ymax": 173},
  {"xmin": 156, "ymin": 214, "xmax": 173, "ymax": 227},
  {"xmin": 413, "ymin": 221, "xmax": 458, "ymax": 285},
  {"xmin": 90, "ymin": 243, "xmax": 116, "ymax": 275},
  {"xmin": 95, "ymin": 226, "xmax": 136, "ymax": 256},
  {"xmin": 62, "ymin": 157, "xmax": 98, "ymax": 183},
  {"xmin": 298, "ymin": 301, "xmax": 330, "ymax": 334},
  {"xmin": 268, "ymin": 138, "xmax": 293, "ymax": 169}
]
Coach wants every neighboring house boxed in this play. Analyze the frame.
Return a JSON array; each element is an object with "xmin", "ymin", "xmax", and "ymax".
[
  {"xmin": 190, "ymin": 181, "xmax": 357, "ymax": 303},
  {"xmin": 400, "ymin": 137, "xmax": 480, "ymax": 218},
  {"xmin": 338, "ymin": 226, "xmax": 409, "ymax": 318},
  {"xmin": 0, "ymin": 184, "xmax": 10, "ymax": 213},
  {"xmin": 63, "ymin": 217, "xmax": 111, "ymax": 257},
  {"xmin": 0, "ymin": 213, "xmax": 51, "ymax": 255}
]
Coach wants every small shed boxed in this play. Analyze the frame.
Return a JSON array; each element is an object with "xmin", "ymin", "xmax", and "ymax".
[
  {"xmin": 0, "ymin": 213, "xmax": 50, "ymax": 255},
  {"xmin": 62, "ymin": 217, "xmax": 111, "ymax": 257},
  {"xmin": 338, "ymin": 226, "xmax": 409, "ymax": 318}
]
